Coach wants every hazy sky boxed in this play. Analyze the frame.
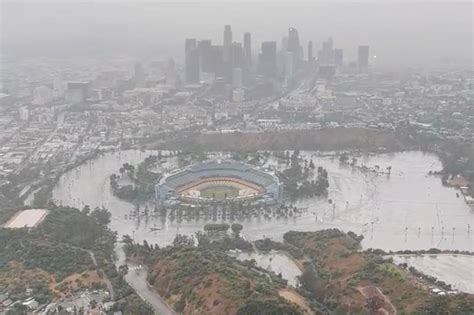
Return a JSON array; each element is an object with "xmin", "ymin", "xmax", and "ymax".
[{"xmin": 1, "ymin": 1, "xmax": 472, "ymax": 68}]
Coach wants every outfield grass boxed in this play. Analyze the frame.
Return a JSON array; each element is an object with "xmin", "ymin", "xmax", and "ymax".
[{"xmin": 200, "ymin": 185, "xmax": 240, "ymax": 200}]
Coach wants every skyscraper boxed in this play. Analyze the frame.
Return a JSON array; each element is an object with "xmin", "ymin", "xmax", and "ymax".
[
  {"xmin": 358, "ymin": 45, "xmax": 369, "ymax": 72},
  {"xmin": 258, "ymin": 41, "xmax": 277, "ymax": 77},
  {"xmin": 308, "ymin": 41, "xmax": 314, "ymax": 63},
  {"xmin": 287, "ymin": 27, "xmax": 302, "ymax": 68},
  {"xmin": 223, "ymin": 25, "xmax": 233, "ymax": 62},
  {"xmin": 323, "ymin": 37, "xmax": 333, "ymax": 53},
  {"xmin": 198, "ymin": 40, "xmax": 213, "ymax": 73},
  {"xmin": 285, "ymin": 52, "xmax": 294, "ymax": 79},
  {"xmin": 185, "ymin": 38, "xmax": 200, "ymax": 84},
  {"xmin": 243, "ymin": 32, "xmax": 252, "ymax": 67},
  {"xmin": 211, "ymin": 45, "xmax": 224, "ymax": 77},
  {"xmin": 231, "ymin": 42, "xmax": 244, "ymax": 69},
  {"xmin": 318, "ymin": 37, "xmax": 334, "ymax": 65},
  {"xmin": 185, "ymin": 38, "xmax": 197, "ymax": 55},
  {"xmin": 334, "ymin": 49, "xmax": 343, "ymax": 67}
]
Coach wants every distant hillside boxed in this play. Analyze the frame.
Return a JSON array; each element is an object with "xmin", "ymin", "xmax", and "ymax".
[
  {"xmin": 0, "ymin": 206, "xmax": 153, "ymax": 314},
  {"xmin": 144, "ymin": 128, "xmax": 414, "ymax": 152},
  {"xmin": 148, "ymin": 245, "xmax": 304, "ymax": 315},
  {"xmin": 282, "ymin": 229, "xmax": 474, "ymax": 314}
]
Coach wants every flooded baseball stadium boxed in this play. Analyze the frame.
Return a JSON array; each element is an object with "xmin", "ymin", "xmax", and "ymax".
[{"xmin": 52, "ymin": 150, "xmax": 473, "ymax": 252}]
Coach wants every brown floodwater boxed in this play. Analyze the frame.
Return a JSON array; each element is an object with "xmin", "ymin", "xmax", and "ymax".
[{"xmin": 52, "ymin": 150, "xmax": 473, "ymax": 251}]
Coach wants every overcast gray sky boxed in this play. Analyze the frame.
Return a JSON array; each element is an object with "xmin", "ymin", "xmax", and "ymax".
[{"xmin": 1, "ymin": 1, "xmax": 472, "ymax": 69}]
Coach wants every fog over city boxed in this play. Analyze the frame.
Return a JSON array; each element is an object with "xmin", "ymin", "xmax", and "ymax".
[
  {"xmin": 2, "ymin": 1, "xmax": 472, "ymax": 68},
  {"xmin": 0, "ymin": 1, "xmax": 473, "ymax": 314}
]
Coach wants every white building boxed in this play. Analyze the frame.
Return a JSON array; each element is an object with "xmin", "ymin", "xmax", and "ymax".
[{"xmin": 19, "ymin": 106, "xmax": 29, "ymax": 121}]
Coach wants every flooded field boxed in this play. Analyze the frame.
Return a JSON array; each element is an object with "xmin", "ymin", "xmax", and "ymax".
[
  {"xmin": 52, "ymin": 150, "xmax": 473, "ymax": 251},
  {"xmin": 229, "ymin": 250, "xmax": 302, "ymax": 287},
  {"xmin": 391, "ymin": 254, "xmax": 474, "ymax": 294}
]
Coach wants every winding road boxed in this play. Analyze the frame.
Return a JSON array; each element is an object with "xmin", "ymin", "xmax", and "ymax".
[
  {"xmin": 85, "ymin": 249, "xmax": 115, "ymax": 300},
  {"xmin": 114, "ymin": 244, "xmax": 175, "ymax": 315}
]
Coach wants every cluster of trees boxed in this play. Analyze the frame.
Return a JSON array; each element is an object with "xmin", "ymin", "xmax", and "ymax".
[
  {"xmin": 136, "ymin": 157, "xmax": 160, "ymax": 185},
  {"xmin": 0, "ymin": 207, "xmax": 20, "ymax": 225},
  {"xmin": 144, "ymin": 240, "xmax": 300, "ymax": 315},
  {"xmin": 203, "ymin": 223, "xmax": 230, "ymax": 234},
  {"xmin": 122, "ymin": 235, "xmax": 160, "ymax": 264},
  {"xmin": 0, "ymin": 228, "xmax": 94, "ymax": 282},
  {"xmin": 0, "ymin": 206, "xmax": 112, "ymax": 301},
  {"xmin": 365, "ymin": 247, "xmax": 474, "ymax": 257},
  {"xmin": 38, "ymin": 206, "xmax": 111, "ymax": 249},
  {"xmin": 339, "ymin": 153, "xmax": 359, "ymax": 167},
  {"xmin": 110, "ymin": 174, "xmax": 138, "ymax": 201},
  {"xmin": 237, "ymin": 298, "xmax": 303, "ymax": 315},
  {"xmin": 421, "ymin": 295, "xmax": 474, "ymax": 314},
  {"xmin": 110, "ymin": 158, "xmax": 160, "ymax": 202},
  {"xmin": 1, "ymin": 206, "xmax": 154, "ymax": 313},
  {"xmin": 340, "ymin": 153, "xmax": 392, "ymax": 174},
  {"xmin": 196, "ymin": 231, "xmax": 253, "ymax": 252},
  {"xmin": 122, "ymin": 223, "xmax": 252, "ymax": 272},
  {"xmin": 110, "ymin": 293, "xmax": 154, "ymax": 315},
  {"xmin": 254, "ymin": 237, "xmax": 304, "ymax": 260},
  {"xmin": 119, "ymin": 163, "xmax": 135, "ymax": 177},
  {"xmin": 278, "ymin": 150, "xmax": 329, "ymax": 199}
]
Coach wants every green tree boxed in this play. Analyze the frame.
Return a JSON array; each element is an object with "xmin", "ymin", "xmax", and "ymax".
[{"xmin": 231, "ymin": 223, "xmax": 244, "ymax": 238}]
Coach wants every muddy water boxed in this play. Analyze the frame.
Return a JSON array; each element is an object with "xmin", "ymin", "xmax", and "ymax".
[
  {"xmin": 52, "ymin": 150, "xmax": 473, "ymax": 251},
  {"xmin": 229, "ymin": 250, "xmax": 302, "ymax": 287},
  {"xmin": 391, "ymin": 254, "xmax": 474, "ymax": 294}
]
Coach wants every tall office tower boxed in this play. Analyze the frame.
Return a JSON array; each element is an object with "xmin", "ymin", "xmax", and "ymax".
[
  {"xmin": 231, "ymin": 42, "xmax": 244, "ymax": 68},
  {"xmin": 243, "ymin": 32, "xmax": 252, "ymax": 67},
  {"xmin": 358, "ymin": 45, "xmax": 370, "ymax": 72},
  {"xmin": 319, "ymin": 37, "xmax": 334, "ymax": 65},
  {"xmin": 258, "ymin": 41, "xmax": 277, "ymax": 77},
  {"xmin": 308, "ymin": 41, "xmax": 314, "ymax": 63},
  {"xmin": 323, "ymin": 37, "xmax": 333, "ymax": 53},
  {"xmin": 232, "ymin": 67, "xmax": 243, "ymax": 88},
  {"xmin": 185, "ymin": 38, "xmax": 197, "ymax": 55},
  {"xmin": 198, "ymin": 40, "xmax": 213, "ymax": 73},
  {"xmin": 284, "ymin": 52, "xmax": 294, "ymax": 78},
  {"xmin": 287, "ymin": 27, "xmax": 302, "ymax": 68},
  {"xmin": 185, "ymin": 38, "xmax": 200, "ymax": 84},
  {"xmin": 334, "ymin": 49, "xmax": 343, "ymax": 67},
  {"xmin": 281, "ymin": 37, "xmax": 288, "ymax": 52},
  {"xmin": 223, "ymin": 25, "xmax": 233, "ymax": 62},
  {"xmin": 134, "ymin": 62, "xmax": 145, "ymax": 87},
  {"xmin": 211, "ymin": 45, "xmax": 224, "ymax": 76}
]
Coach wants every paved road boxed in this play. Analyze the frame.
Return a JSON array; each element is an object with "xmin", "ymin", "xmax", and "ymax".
[
  {"xmin": 114, "ymin": 244, "xmax": 175, "ymax": 315},
  {"xmin": 85, "ymin": 249, "xmax": 115, "ymax": 300}
]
